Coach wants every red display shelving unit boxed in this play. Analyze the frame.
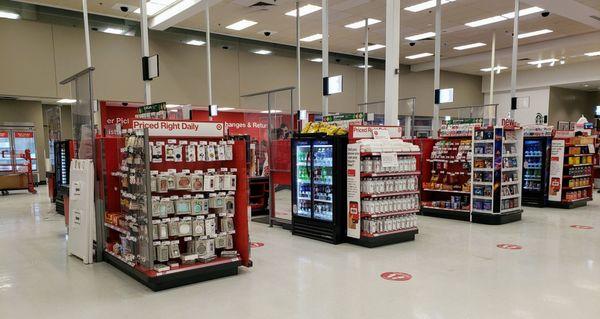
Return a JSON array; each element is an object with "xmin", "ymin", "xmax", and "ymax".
[{"xmin": 98, "ymin": 120, "xmax": 251, "ymax": 291}]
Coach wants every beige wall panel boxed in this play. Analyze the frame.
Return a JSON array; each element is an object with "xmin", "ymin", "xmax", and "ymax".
[
  {"xmin": 0, "ymin": 19, "xmax": 57, "ymax": 98},
  {"xmin": 548, "ymin": 87, "xmax": 596, "ymax": 125}
]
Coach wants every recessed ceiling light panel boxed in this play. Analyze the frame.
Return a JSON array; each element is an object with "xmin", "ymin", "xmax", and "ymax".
[
  {"xmin": 308, "ymin": 58, "xmax": 323, "ymax": 62},
  {"xmin": 502, "ymin": 6, "xmax": 544, "ymax": 19},
  {"xmin": 186, "ymin": 40, "xmax": 205, "ymax": 46},
  {"xmin": 57, "ymin": 99, "xmax": 77, "ymax": 104},
  {"xmin": 253, "ymin": 49, "xmax": 272, "ymax": 55},
  {"xmin": 480, "ymin": 66, "xmax": 508, "ymax": 72},
  {"xmin": 285, "ymin": 4, "xmax": 321, "ymax": 17},
  {"xmin": 465, "ymin": 16, "xmax": 507, "ymax": 27},
  {"xmin": 454, "ymin": 42, "xmax": 486, "ymax": 51},
  {"xmin": 345, "ymin": 18, "xmax": 381, "ymax": 29},
  {"xmin": 584, "ymin": 51, "xmax": 600, "ymax": 57},
  {"xmin": 518, "ymin": 29, "xmax": 553, "ymax": 39},
  {"xmin": 226, "ymin": 19, "xmax": 258, "ymax": 31},
  {"xmin": 357, "ymin": 44, "xmax": 385, "ymax": 52},
  {"xmin": 406, "ymin": 52, "xmax": 433, "ymax": 60},
  {"xmin": 404, "ymin": 0, "xmax": 456, "ymax": 13},
  {"xmin": 405, "ymin": 32, "xmax": 436, "ymax": 41},
  {"xmin": 300, "ymin": 34, "xmax": 323, "ymax": 42},
  {"xmin": 0, "ymin": 10, "xmax": 20, "ymax": 19}
]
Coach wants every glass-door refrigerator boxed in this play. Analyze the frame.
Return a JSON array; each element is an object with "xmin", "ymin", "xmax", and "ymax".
[
  {"xmin": 522, "ymin": 136, "xmax": 551, "ymax": 206},
  {"xmin": 292, "ymin": 134, "xmax": 347, "ymax": 244}
]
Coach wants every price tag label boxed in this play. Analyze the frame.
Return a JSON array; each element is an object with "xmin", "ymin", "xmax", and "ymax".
[{"xmin": 380, "ymin": 152, "xmax": 399, "ymax": 168}]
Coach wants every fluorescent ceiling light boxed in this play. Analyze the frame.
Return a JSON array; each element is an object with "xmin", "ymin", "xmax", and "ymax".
[
  {"xmin": 103, "ymin": 27, "xmax": 125, "ymax": 35},
  {"xmin": 308, "ymin": 58, "xmax": 323, "ymax": 62},
  {"xmin": 584, "ymin": 51, "xmax": 600, "ymax": 57},
  {"xmin": 345, "ymin": 18, "xmax": 381, "ymax": 29},
  {"xmin": 133, "ymin": 0, "xmax": 174, "ymax": 16},
  {"xmin": 480, "ymin": 66, "xmax": 507, "ymax": 72},
  {"xmin": 260, "ymin": 110, "xmax": 282, "ymax": 114},
  {"xmin": 166, "ymin": 104, "xmax": 180, "ymax": 108},
  {"xmin": 300, "ymin": 33, "xmax": 323, "ymax": 42},
  {"xmin": 406, "ymin": 52, "xmax": 433, "ymax": 60},
  {"xmin": 285, "ymin": 4, "xmax": 321, "ymax": 17},
  {"xmin": 0, "ymin": 11, "xmax": 20, "ymax": 19},
  {"xmin": 186, "ymin": 39, "xmax": 205, "ymax": 46},
  {"xmin": 226, "ymin": 19, "xmax": 257, "ymax": 31},
  {"xmin": 357, "ymin": 64, "xmax": 373, "ymax": 69},
  {"xmin": 404, "ymin": 0, "xmax": 455, "ymax": 13},
  {"xmin": 502, "ymin": 6, "xmax": 544, "ymax": 19},
  {"xmin": 465, "ymin": 16, "xmax": 507, "ymax": 28},
  {"xmin": 357, "ymin": 44, "xmax": 385, "ymax": 52},
  {"xmin": 253, "ymin": 49, "xmax": 272, "ymax": 55},
  {"xmin": 454, "ymin": 42, "xmax": 486, "ymax": 51},
  {"xmin": 57, "ymin": 99, "xmax": 76, "ymax": 104},
  {"xmin": 527, "ymin": 58, "xmax": 558, "ymax": 65},
  {"xmin": 405, "ymin": 32, "xmax": 436, "ymax": 41},
  {"xmin": 218, "ymin": 107, "xmax": 236, "ymax": 111},
  {"xmin": 518, "ymin": 29, "xmax": 553, "ymax": 39}
]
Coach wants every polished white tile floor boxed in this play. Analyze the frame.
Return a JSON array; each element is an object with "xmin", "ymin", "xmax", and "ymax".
[{"xmin": 1, "ymin": 188, "xmax": 600, "ymax": 318}]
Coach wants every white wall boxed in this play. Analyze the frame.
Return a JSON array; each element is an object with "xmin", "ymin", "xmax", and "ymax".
[{"xmin": 484, "ymin": 87, "xmax": 550, "ymax": 125}]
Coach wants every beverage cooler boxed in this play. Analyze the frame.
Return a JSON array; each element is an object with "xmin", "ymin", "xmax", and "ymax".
[
  {"xmin": 522, "ymin": 136, "xmax": 551, "ymax": 206},
  {"xmin": 291, "ymin": 134, "xmax": 348, "ymax": 244}
]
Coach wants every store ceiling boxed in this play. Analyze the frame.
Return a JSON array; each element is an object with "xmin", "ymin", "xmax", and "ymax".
[{"xmin": 11, "ymin": 0, "xmax": 600, "ymax": 75}]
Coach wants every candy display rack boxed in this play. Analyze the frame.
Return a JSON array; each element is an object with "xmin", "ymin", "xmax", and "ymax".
[
  {"xmin": 98, "ymin": 120, "xmax": 250, "ymax": 291},
  {"xmin": 346, "ymin": 125, "xmax": 420, "ymax": 247},
  {"xmin": 470, "ymin": 124, "xmax": 523, "ymax": 224},
  {"xmin": 548, "ymin": 135, "xmax": 596, "ymax": 208},
  {"xmin": 420, "ymin": 123, "xmax": 475, "ymax": 221}
]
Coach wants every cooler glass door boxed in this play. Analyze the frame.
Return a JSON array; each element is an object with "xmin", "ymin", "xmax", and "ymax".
[
  {"xmin": 295, "ymin": 140, "xmax": 312, "ymax": 218},
  {"xmin": 311, "ymin": 139, "xmax": 334, "ymax": 222},
  {"xmin": 13, "ymin": 131, "xmax": 37, "ymax": 172},
  {"xmin": 523, "ymin": 139, "xmax": 543, "ymax": 193},
  {"xmin": 0, "ymin": 131, "xmax": 13, "ymax": 173}
]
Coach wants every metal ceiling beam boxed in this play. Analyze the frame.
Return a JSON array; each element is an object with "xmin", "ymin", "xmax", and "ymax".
[{"xmin": 149, "ymin": 0, "xmax": 223, "ymax": 31}]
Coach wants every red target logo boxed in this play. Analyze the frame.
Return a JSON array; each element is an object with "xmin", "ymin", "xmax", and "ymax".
[
  {"xmin": 250, "ymin": 242, "xmax": 264, "ymax": 248},
  {"xmin": 216, "ymin": 123, "xmax": 223, "ymax": 130},
  {"xmin": 570, "ymin": 225, "xmax": 593, "ymax": 230},
  {"xmin": 497, "ymin": 243, "xmax": 522, "ymax": 250},
  {"xmin": 380, "ymin": 272, "xmax": 412, "ymax": 282}
]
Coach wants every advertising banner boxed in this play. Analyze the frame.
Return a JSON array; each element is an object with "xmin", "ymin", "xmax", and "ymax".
[
  {"xmin": 349, "ymin": 125, "xmax": 403, "ymax": 139},
  {"xmin": 132, "ymin": 120, "xmax": 224, "ymax": 137},
  {"xmin": 346, "ymin": 143, "xmax": 361, "ymax": 239},
  {"xmin": 548, "ymin": 139, "xmax": 565, "ymax": 201}
]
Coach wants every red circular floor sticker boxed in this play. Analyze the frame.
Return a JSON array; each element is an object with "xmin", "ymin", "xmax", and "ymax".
[
  {"xmin": 380, "ymin": 272, "xmax": 412, "ymax": 282},
  {"xmin": 497, "ymin": 244, "xmax": 522, "ymax": 250},
  {"xmin": 570, "ymin": 225, "xmax": 594, "ymax": 230},
  {"xmin": 250, "ymin": 242, "xmax": 264, "ymax": 248}
]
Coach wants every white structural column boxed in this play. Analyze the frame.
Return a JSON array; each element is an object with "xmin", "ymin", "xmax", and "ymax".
[
  {"xmin": 140, "ymin": 0, "xmax": 151, "ymax": 105},
  {"xmin": 432, "ymin": 0, "xmax": 442, "ymax": 137},
  {"xmin": 488, "ymin": 32, "xmax": 496, "ymax": 125},
  {"xmin": 322, "ymin": 0, "xmax": 329, "ymax": 115},
  {"xmin": 363, "ymin": 18, "xmax": 369, "ymax": 105},
  {"xmin": 510, "ymin": 0, "xmax": 520, "ymax": 119},
  {"xmin": 82, "ymin": 0, "xmax": 92, "ymax": 67},
  {"xmin": 206, "ymin": 7, "xmax": 213, "ymax": 106},
  {"xmin": 384, "ymin": 0, "xmax": 400, "ymax": 125},
  {"xmin": 296, "ymin": 1, "xmax": 301, "ymax": 112}
]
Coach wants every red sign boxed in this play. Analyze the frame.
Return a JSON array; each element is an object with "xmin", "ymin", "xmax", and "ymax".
[
  {"xmin": 14, "ymin": 131, "xmax": 34, "ymax": 138},
  {"xmin": 250, "ymin": 242, "xmax": 264, "ymax": 248},
  {"xmin": 497, "ymin": 244, "xmax": 522, "ymax": 250},
  {"xmin": 0, "ymin": 131, "xmax": 8, "ymax": 138},
  {"xmin": 570, "ymin": 225, "xmax": 594, "ymax": 230},
  {"xmin": 380, "ymin": 272, "xmax": 412, "ymax": 281}
]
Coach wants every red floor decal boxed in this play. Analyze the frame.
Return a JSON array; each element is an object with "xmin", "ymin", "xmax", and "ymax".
[
  {"xmin": 497, "ymin": 244, "xmax": 522, "ymax": 250},
  {"xmin": 250, "ymin": 242, "xmax": 264, "ymax": 248},
  {"xmin": 570, "ymin": 225, "xmax": 594, "ymax": 230},
  {"xmin": 380, "ymin": 272, "xmax": 412, "ymax": 282}
]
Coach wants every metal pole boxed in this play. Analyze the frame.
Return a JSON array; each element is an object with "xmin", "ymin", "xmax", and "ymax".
[
  {"xmin": 267, "ymin": 93, "xmax": 274, "ymax": 227},
  {"xmin": 510, "ymin": 0, "xmax": 520, "ymax": 119},
  {"xmin": 296, "ymin": 1, "xmax": 301, "ymax": 113},
  {"xmin": 82, "ymin": 0, "xmax": 92, "ymax": 68},
  {"xmin": 206, "ymin": 7, "xmax": 213, "ymax": 106},
  {"xmin": 322, "ymin": 0, "xmax": 329, "ymax": 115},
  {"xmin": 363, "ymin": 18, "xmax": 369, "ymax": 105},
  {"xmin": 432, "ymin": 0, "xmax": 441, "ymax": 137},
  {"xmin": 489, "ymin": 32, "xmax": 496, "ymax": 126},
  {"xmin": 140, "ymin": 0, "xmax": 151, "ymax": 105},
  {"xmin": 384, "ymin": 0, "xmax": 400, "ymax": 125}
]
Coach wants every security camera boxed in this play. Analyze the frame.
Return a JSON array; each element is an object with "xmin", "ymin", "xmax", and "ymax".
[
  {"xmin": 409, "ymin": 42, "xmax": 416, "ymax": 47},
  {"xmin": 122, "ymin": 102, "xmax": 128, "ymax": 106},
  {"xmin": 120, "ymin": 6, "xmax": 129, "ymax": 12},
  {"xmin": 541, "ymin": 11, "xmax": 550, "ymax": 17},
  {"xmin": 263, "ymin": 31, "xmax": 271, "ymax": 37},
  {"xmin": 335, "ymin": 58, "xmax": 341, "ymax": 63},
  {"xmin": 222, "ymin": 45, "xmax": 230, "ymax": 50}
]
